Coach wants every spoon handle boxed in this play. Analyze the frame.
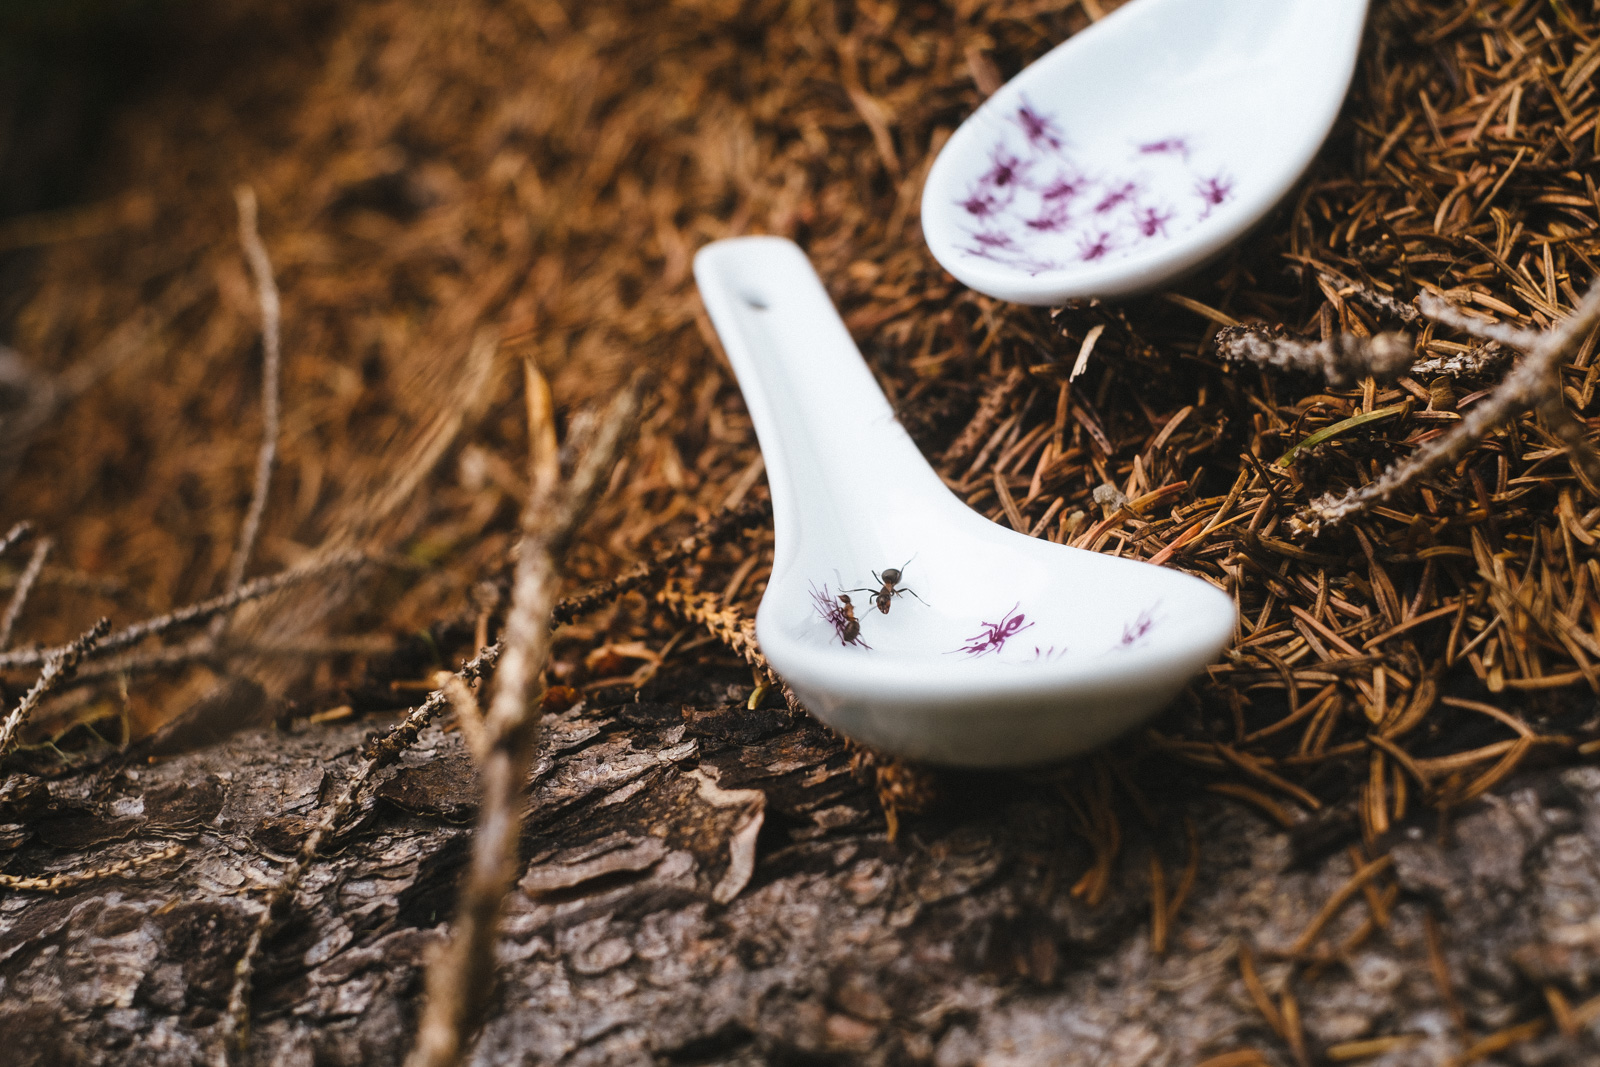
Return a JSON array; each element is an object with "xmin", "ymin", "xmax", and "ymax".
[{"xmin": 694, "ymin": 237, "xmax": 954, "ymax": 570}]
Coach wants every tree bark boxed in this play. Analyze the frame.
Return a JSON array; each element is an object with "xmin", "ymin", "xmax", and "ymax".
[{"xmin": 4, "ymin": 673, "xmax": 1600, "ymax": 1065}]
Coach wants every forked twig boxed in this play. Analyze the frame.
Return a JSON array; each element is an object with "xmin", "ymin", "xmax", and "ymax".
[
  {"xmin": 214, "ymin": 187, "xmax": 284, "ymax": 633},
  {"xmin": 0, "ymin": 537, "xmax": 51, "ymax": 650},
  {"xmin": 1298, "ymin": 277, "xmax": 1600, "ymax": 533},
  {"xmin": 0, "ymin": 618, "xmax": 111, "ymax": 763},
  {"xmin": 0, "ymin": 551, "xmax": 366, "ymax": 671},
  {"xmin": 0, "ymin": 522, "xmax": 31, "ymax": 558},
  {"xmin": 407, "ymin": 371, "xmax": 642, "ymax": 1067}
]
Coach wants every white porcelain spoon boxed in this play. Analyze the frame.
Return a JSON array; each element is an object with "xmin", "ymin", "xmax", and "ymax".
[
  {"xmin": 694, "ymin": 236, "xmax": 1234, "ymax": 766},
  {"xmin": 921, "ymin": 0, "xmax": 1370, "ymax": 304}
]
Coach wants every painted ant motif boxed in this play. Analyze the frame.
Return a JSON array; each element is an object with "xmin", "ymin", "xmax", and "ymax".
[
  {"xmin": 846, "ymin": 559, "xmax": 927, "ymax": 616},
  {"xmin": 954, "ymin": 100, "xmax": 1235, "ymax": 273},
  {"xmin": 952, "ymin": 603, "xmax": 1035, "ymax": 657},
  {"xmin": 1117, "ymin": 604, "xmax": 1160, "ymax": 649},
  {"xmin": 810, "ymin": 583, "xmax": 870, "ymax": 648}
]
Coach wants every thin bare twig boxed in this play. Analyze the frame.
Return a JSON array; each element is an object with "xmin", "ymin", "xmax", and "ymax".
[
  {"xmin": 407, "ymin": 372, "xmax": 643, "ymax": 1067},
  {"xmin": 0, "ymin": 536, "xmax": 51, "ymax": 650},
  {"xmin": 0, "ymin": 618, "xmax": 110, "ymax": 763},
  {"xmin": 0, "ymin": 550, "xmax": 366, "ymax": 671},
  {"xmin": 435, "ymin": 669, "xmax": 488, "ymax": 764},
  {"xmin": 214, "ymin": 187, "xmax": 284, "ymax": 634},
  {"xmin": 0, "ymin": 521, "xmax": 30, "ymax": 558}
]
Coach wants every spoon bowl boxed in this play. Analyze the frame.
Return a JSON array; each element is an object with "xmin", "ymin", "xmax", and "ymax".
[
  {"xmin": 921, "ymin": 0, "xmax": 1370, "ymax": 304},
  {"xmin": 694, "ymin": 236, "xmax": 1234, "ymax": 766}
]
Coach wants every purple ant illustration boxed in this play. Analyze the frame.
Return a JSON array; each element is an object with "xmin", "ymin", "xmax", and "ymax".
[
  {"xmin": 1118, "ymin": 605, "xmax": 1160, "ymax": 648},
  {"xmin": 810, "ymin": 583, "xmax": 870, "ymax": 648},
  {"xmin": 952, "ymin": 604, "xmax": 1035, "ymax": 657},
  {"xmin": 1016, "ymin": 101, "xmax": 1065, "ymax": 151},
  {"xmin": 953, "ymin": 121, "xmax": 1230, "ymax": 273},
  {"xmin": 958, "ymin": 187, "xmax": 1003, "ymax": 218},
  {"xmin": 1138, "ymin": 137, "xmax": 1191, "ymax": 159},
  {"xmin": 1094, "ymin": 181, "xmax": 1139, "ymax": 214},
  {"xmin": 1078, "ymin": 231, "xmax": 1115, "ymax": 262},
  {"xmin": 1196, "ymin": 174, "xmax": 1234, "ymax": 215},
  {"xmin": 980, "ymin": 147, "xmax": 1029, "ymax": 192},
  {"xmin": 1136, "ymin": 205, "xmax": 1175, "ymax": 238},
  {"xmin": 1025, "ymin": 204, "xmax": 1073, "ymax": 233},
  {"xmin": 1040, "ymin": 173, "xmax": 1088, "ymax": 203}
]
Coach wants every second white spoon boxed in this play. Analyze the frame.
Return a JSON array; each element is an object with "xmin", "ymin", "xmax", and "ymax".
[{"xmin": 921, "ymin": 0, "xmax": 1370, "ymax": 304}]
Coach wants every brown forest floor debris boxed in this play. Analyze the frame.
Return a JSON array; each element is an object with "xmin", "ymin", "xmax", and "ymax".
[{"xmin": 2, "ymin": 0, "xmax": 1600, "ymax": 1063}]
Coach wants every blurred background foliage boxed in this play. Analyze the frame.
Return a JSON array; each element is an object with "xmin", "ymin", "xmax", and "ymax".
[{"xmin": 0, "ymin": 0, "xmax": 174, "ymax": 221}]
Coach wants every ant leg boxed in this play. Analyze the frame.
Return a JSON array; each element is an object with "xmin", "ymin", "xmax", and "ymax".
[{"xmin": 901, "ymin": 586, "xmax": 930, "ymax": 606}]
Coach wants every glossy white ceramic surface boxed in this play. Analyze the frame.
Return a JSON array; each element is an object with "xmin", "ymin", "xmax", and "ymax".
[
  {"xmin": 694, "ymin": 236, "xmax": 1235, "ymax": 766},
  {"xmin": 921, "ymin": 0, "xmax": 1370, "ymax": 303}
]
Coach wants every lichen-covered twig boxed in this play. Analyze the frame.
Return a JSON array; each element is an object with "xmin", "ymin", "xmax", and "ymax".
[
  {"xmin": 407, "ymin": 371, "xmax": 642, "ymax": 1067},
  {"xmin": 0, "ymin": 618, "xmax": 110, "ymax": 763},
  {"xmin": 0, "ymin": 843, "xmax": 185, "ymax": 891},
  {"xmin": 1344, "ymin": 286, "xmax": 1421, "ymax": 326},
  {"xmin": 212, "ymin": 187, "xmax": 283, "ymax": 636},
  {"xmin": 0, "ymin": 550, "xmax": 366, "ymax": 671},
  {"xmin": 655, "ymin": 578, "xmax": 801, "ymax": 709},
  {"xmin": 0, "ymin": 536, "xmax": 50, "ymax": 650},
  {"xmin": 1299, "ymin": 277, "xmax": 1600, "ymax": 533},
  {"xmin": 1214, "ymin": 325, "xmax": 1415, "ymax": 386},
  {"xmin": 1409, "ymin": 340, "xmax": 1510, "ymax": 380},
  {"xmin": 550, "ymin": 496, "xmax": 769, "ymax": 626},
  {"xmin": 1414, "ymin": 293, "xmax": 1540, "ymax": 350}
]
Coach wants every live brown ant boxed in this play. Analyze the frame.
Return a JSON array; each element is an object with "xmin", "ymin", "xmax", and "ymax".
[
  {"xmin": 836, "ymin": 594, "xmax": 863, "ymax": 644},
  {"xmin": 810, "ymin": 583, "xmax": 870, "ymax": 648},
  {"xmin": 847, "ymin": 558, "xmax": 927, "ymax": 615}
]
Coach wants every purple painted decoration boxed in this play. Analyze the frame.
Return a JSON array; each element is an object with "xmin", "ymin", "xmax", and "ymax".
[
  {"xmin": 1078, "ymin": 231, "xmax": 1115, "ymax": 262},
  {"xmin": 952, "ymin": 603, "xmax": 1035, "ymax": 657},
  {"xmin": 980, "ymin": 147, "xmax": 1030, "ymax": 192},
  {"xmin": 953, "ymin": 103, "xmax": 1235, "ymax": 275},
  {"xmin": 1136, "ymin": 205, "xmax": 1175, "ymax": 238},
  {"xmin": 1138, "ymin": 137, "xmax": 1191, "ymax": 159},
  {"xmin": 1016, "ymin": 98, "xmax": 1066, "ymax": 151},
  {"xmin": 1118, "ymin": 605, "xmax": 1160, "ymax": 648},
  {"xmin": 1196, "ymin": 174, "xmax": 1235, "ymax": 216}
]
